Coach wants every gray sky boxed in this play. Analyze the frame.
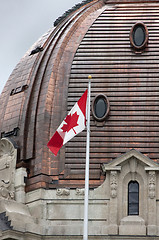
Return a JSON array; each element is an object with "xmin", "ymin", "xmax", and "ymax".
[{"xmin": 0, "ymin": 0, "xmax": 81, "ymax": 94}]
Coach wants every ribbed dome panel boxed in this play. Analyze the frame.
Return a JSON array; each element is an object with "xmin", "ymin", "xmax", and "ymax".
[{"xmin": 65, "ymin": 2, "xmax": 159, "ymax": 181}]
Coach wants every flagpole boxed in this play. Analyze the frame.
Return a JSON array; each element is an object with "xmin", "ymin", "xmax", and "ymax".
[{"xmin": 83, "ymin": 75, "xmax": 91, "ymax": 240}]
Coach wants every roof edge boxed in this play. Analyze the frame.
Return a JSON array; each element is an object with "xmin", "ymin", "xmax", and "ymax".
[
  {"xmin": 54, "ymin": 0, "xmax": 96, "ymax": 27},
  {"xmin": 105, "ymin": 0, "xmax": 159, "ymax": 3}
]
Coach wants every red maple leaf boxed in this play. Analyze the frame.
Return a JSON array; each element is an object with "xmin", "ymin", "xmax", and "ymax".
[{"xmin": 61, "ymin": 112, "xmax": 79, "ymax": 134}]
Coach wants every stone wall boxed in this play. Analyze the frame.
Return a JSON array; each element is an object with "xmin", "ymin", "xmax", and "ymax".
[{"xmin": 1, "ymin": 138, "xmax": 159, "ymax": 239}]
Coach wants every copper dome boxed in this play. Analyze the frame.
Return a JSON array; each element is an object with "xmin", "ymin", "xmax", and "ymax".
[{"xmin": 0, "ymin": 0, "xmax": 159, "ymax": 192}]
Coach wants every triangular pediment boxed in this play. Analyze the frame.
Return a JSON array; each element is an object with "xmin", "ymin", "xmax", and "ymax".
[{"xmin": 102, "ymin": 149, "xmax": 159, "ymax": 172}]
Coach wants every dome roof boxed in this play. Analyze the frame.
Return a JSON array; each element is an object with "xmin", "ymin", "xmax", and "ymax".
[{"xmin": 1, "ymin": 0, "xmax": 159, "ymax": 192}]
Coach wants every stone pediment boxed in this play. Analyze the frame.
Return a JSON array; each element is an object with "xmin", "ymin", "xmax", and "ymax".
[{"xmin": 102, "ymin": 149, "xmax": 159, "ymax": 172}]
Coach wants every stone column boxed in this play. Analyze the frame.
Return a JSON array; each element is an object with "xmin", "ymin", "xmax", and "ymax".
[
  {"xmin": 108, "ymin": 170, "xmax": 118, "ymax": 234},
  {"xmin": 15, "ymin": 167, "xmax": 27, "ymax": 203},
  {"xmin": 147, "ymin": 171, "xmax": 157, "ymax": 235}
]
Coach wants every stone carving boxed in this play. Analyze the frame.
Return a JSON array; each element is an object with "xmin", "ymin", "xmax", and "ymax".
[
  {"xmin": 56, "ymin": 188, "xmax": 70, "ymax": 196},
  {"xmin": 0, "ymin": 138, "xmax": 17, "ymax": 200},
  {"xmin": 76, "ymin": 188, "xmax": 85, "ymax": 196},
  {"xmin": 110, "ymin": 171, "xmax": 118, "ymax": 198},
  {"xmin": 148, "ymin": 171, "xmax": 156, "ymax": 199}
]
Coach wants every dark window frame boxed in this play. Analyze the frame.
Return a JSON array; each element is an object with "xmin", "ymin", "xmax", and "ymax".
[
  {"xmin": 128, "ymin": 181, "xmax": 139, "ymax": 216},
  {"xmin": 92, "ymin": 94, "xmax": 110, "ymax": 122},
  {"xmin": 130, "ymin": 21, "xmax": 149, "ymax": 51}
]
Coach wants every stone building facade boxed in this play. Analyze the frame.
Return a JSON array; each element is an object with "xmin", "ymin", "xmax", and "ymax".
[{"xmin": 0, "ymin": 0, "xmax": 159, "ymax": 239}]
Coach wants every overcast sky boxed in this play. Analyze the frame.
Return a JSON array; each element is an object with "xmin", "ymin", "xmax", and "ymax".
[{"xmin": 0, "ymin": 0, "xmax": 81, "ymax": 94}]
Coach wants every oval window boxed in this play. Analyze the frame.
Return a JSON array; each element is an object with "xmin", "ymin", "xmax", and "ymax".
[
  {"xmin": 92, "ymin": 94, "xmax": 109, "ymax": 122},
  {"xmin": 95, "ymin": 98, "xmax": 107, "ymax": 118},
  {"xmin": 130, "ymin": 22, "xmax": 148, "ymax": 51},
  {"xmin": 133, "ymin": 25, "xmax": 145, "ymax": 47}
]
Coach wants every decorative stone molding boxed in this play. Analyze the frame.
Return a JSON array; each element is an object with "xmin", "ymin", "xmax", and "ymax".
[
  {"xmin": 129, "ymin": 157, "xmax": 138, "ymax": 172},
  {"xmin": 119, "ymin": 216, "xmax": 146, "ymax": 235},
  {"xmin": 0, "ymin": 138, "xmax": 17, "ymax": 200},
  {"xmin": 129, "ymin": 157, "xmax": 138, "ymax": 180},
  {"xmin": 148, "ymin": 171, "xmax": 156, "ymax": 199},
  {"xmin": 110, "ymin": 171, "xmax": 118, "ymax": 198},
  {"xmin": 56, "ymin": 188, "xmax": 70, "ymax": 196},
  {"xmin": 76, "ymin": 188, "xmax": 85, "ymax": 196}
]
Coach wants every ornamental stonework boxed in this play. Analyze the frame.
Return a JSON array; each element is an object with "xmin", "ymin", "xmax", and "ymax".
[
  {"xmin": 0, "ymin": 138, "xmax": 17, "ymax": 200},
  {"xmin": 56, "ymin": 188, "xmax": 70, "ymax": 196},
  {"xmin": 110, "ymin": 171, "xmax": 118, "ymax": 198},
  {"xmin": 148, "ymin": 171, "xmax": 156, "ymax": 199}
]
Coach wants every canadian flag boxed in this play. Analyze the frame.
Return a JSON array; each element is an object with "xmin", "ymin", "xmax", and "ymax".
[{"xmin": 47, "ymin": 90, "xmax": 88, "ymax": 156}]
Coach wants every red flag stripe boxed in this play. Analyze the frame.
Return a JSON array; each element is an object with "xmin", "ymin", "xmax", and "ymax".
[
  {"xmin": 47, "ymin": 131, "xmax": 63, "ymax": 156},
  {"xmin": 77, "ymin": 89, "xmax": 88, "ymax": 117}
]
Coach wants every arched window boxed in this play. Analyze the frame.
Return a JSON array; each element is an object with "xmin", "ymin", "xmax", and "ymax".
[{"xmin": 128, "ymin": 181, "xmax": 139, "ymax": 215}]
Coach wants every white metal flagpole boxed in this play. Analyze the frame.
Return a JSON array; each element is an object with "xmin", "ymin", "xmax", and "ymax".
[{"xmin": 83, "ymin": 75, "xmax": 92, "ymax": 240}]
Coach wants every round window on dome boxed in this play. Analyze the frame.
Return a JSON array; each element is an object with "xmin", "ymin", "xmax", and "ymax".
[
  {"xmin": 133, "ymin": 25, "xmax": 145, "ymax": 46},
  {"xmin": 130, "ymin": 22, "xmax": 148, "ymax": 51},
  {"xmin": 92, "ymin": 94, "xmax": 110, "ymax": 122}
]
